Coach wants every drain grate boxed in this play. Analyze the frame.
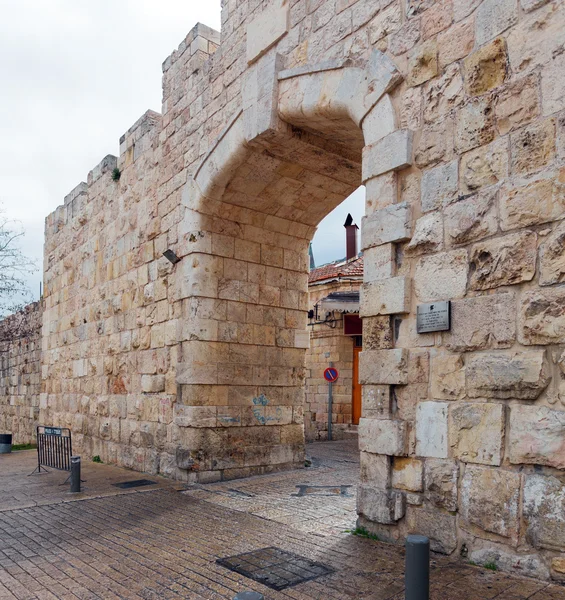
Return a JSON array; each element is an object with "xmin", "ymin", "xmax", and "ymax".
[
  {"xmin": 112, "ymin": 479, "xmax": 157, "ymax": 489},
  {"xmin": 293, "ymin": 484, "xmax": 352, "ymax": 497},
  {"xmin": 217, "ymin": 547, "xmax": 334, "ymax": 590}
]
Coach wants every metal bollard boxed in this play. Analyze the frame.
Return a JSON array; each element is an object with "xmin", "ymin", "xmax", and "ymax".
[
  {"xmin": 405, "ymin": 535, "xmax": 430, "ymax": 600},
  {"xmin": 233, "ymin": 593, "xmax": 264, "ymax": 600},
  {"xmin": 70, "ymin": 456, "xmax": 81, "ymax": 493}
]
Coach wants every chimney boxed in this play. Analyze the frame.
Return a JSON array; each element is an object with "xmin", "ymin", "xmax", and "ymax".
[{"xmin": 344, "ymin": 213, "xmax": 359, "ymax": 261}]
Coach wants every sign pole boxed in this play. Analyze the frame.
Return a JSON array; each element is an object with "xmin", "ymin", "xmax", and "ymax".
[{"xmin": 328, "ymin": 362, "xmax": 333, "ymax": 441}]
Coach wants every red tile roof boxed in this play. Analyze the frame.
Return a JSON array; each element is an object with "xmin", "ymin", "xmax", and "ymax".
[{"xmin": 308, "ymin": 255, "xmax": 364, "ymax": 284}]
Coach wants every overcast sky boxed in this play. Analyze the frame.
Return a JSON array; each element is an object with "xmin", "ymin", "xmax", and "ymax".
[{"xmin": 0, "ymin": 1, "xmax": 364, "ymax": 303}]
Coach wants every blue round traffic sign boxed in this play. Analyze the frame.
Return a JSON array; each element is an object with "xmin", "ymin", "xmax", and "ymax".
[{"xmin": 324, "ymin": 367, "xmax": 339, "ymax": 383}]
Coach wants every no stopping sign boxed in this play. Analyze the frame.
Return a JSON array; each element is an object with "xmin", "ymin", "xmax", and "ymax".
[{"xmin": 324, "ymin": 367, "xmax": 339, "ymax": 383}]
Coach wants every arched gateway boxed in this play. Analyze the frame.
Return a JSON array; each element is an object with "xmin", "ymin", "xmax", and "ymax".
[{"xmin": 34, "ymin": 0, "xmax": 565, "ymax": 581}]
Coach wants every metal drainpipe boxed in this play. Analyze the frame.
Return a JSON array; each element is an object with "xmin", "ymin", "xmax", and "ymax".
[{"xmin": 328, "ymin": 361, "xmax": 333, "ymax": 441}]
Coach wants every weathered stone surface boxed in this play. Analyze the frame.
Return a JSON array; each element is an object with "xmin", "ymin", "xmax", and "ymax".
[
  {"xmin": 553, "ymin": 557, "xmax": 565, "ymax": 577},
  {"xmin": 444, "ymin": 187, "xmax": 498, "ymax": 247},
  {"xmin": 475, "ymin": 0, "xmax": 518, "ymax": 46},
  {"xmin": 363, "ymin": 316, "xmax": 393, "ymax": 350},
  {"xmin": 405, "ymin": 212, "xmax": 443, "ymax": 256},
  {"xmin": 424, "ymin": 458, "xmax": 459, "ymax": 511},
  {"xmin": 523, "ymin": 475, "xmax": 565, "ymax": 551},
  {"xmin": 416, "ymin": 401, "xmax": 449, "ymax": 459},
  {"xmin": 423, "ymin": 64, "xmax": 464, "ymax": 124},
  {"xmin": 466, "ymin": 351, "xmax": 550, "ymax": 400},
  {"xmin": 464, "ymin": 38, "xmax": 508, "ymax": 96},
  {"xmin": 364, "ymin": 244, "xmax": 395, "ymax": 282},
  {"xmin": 359, "ymin": 349, "xmax": 408, "ymax": 385},
  {"xmin": 388, "ymin": 18, "xmax": 421, "ymax": 56},
  {"xmin": 461, "ymin": 466, "xmax": 521, "ymax": 540},
  {"xmin": 509, "ymin": 405, "xmax": 565, "ymax": 469},
  {"xmin": 469, "ymin": 548, "xmax": 550, "ymax": 580},
  {"xmin": 511, "ymin": 119, "xmax": 556, "ymax": 176},
  {"xmin": 360, "ymin": 277, "xmax": 411, "ymax": 316},
  {"xmin": 362, "ymin": 130, "xmax": 413, "ymax": 181},
  {"xmin": 519, "ymin": 288, "xmax": 565, "ymax": 345},
  {"xmin": 542, "ymin": 52, "xmax": 565, "ymax": 117},
  {"xmin": 520, "ymin": 0, "xmax": 549, "ymax": 12},
  {"xmin": 421, "ymin": 160, "xmax": 458, "ymax": 212},
  {"xmin": 246, "ymin": 1, "xmax": 289, "ymax": 64},
  {"xmin": 431, "ymin": 353, "xmax": 465, "ymax": 400},
  {"xmin": 406, "ymin": 506, "xmax": 457, "ymax": 554},
  {"xmin": 362, "ymin": 385, "xmax": 392, "ymax": 419},
  {"xmin": 456, "ymin": 98, "xmax": 496, "ymax": 153},
  {"xmin": 449, "ymin": 403, "xmax": 504, "ymax": 466},
  {"xmin": 468, "ymin": 231, "xmax": 537, "ymax": 291},
  {"xmin": 407, "ymin": 40, "xmax": 438, "ymax": 87},
  {"xmin": 500, "ymin": 176, "xmax": 564, "ymax": 231},
  {"xmin": 361, "ymin": 202, "xmax": 411, "ymax": 249},
  {"xmin": 415, "ymin": 117, "xmax": 454, "ymax": 167},
  {"xmin": 495, "ymin": 74, "xmax": 540, "ymax": 135},
  {"xmin": 460, "ymin": 137, "xmax": 508, "ymax": 193},
  {"xmin": 360, "ymin": 452, "xmax": 391, "ymax": 487},
  {"xmin": 438, "ymin": 20, "xmax": 474, "ymax": 68},
  {"xmin": 445, "ymin": 293, "xmax": 516, "ymax": 352},
  {"xmin": 359, "ymin": 418, "xmax": 408, "ymax": 456},
  {"xmin": 414, "ymin": 250, "xmax": 468, "ymax": 302},
  {"xmin": 368, "ymin": 2, "xmax": 402, "ymax": 45},
  {"xmin": 540, "ymin": 221, "xmax": 565, "ymax": 286},
  {"xmin": 357, "ymin": 484, "xmax": 406, "ymax": 525},
  {"xmin": 392, "ymin": 457, "xmax": 423, "ymax": 492}
]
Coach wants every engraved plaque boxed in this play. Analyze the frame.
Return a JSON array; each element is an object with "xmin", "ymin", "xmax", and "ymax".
[{"xmin": 417, "ymin": 301, "xmax": 451, "ymax": 334}]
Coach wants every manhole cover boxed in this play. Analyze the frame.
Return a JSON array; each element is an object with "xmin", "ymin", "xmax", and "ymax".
[
  {"xmin": 112, "ymin": 479, "xmax": 157, "ymax": 489},
  {"xmin": 217, "ymin": 547, "xmax": 334, "ymax": 590}
]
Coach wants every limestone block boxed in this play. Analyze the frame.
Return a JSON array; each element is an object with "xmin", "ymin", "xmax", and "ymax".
[
  {"xmin": 246, "ymin": 0, "xmax": 289, "ymax": 64},
  {"xmin": 414, "ymin": 250, "xmax": 468, "ymax": 302},
  {"xmin": 444, "ymin": 187, "xmax": 498, "ymax": 247},
  {"xmin": 431, "ymin": 354, "xmax": 466, "ymax": 400},
  {"xmin": 553, "ymin": 557, "xmax": 565, "ymax": 578},
  {"xmin": 500, "ymin": 177, "xmax": 565, "ymax": 231},
  {"xmin": 361, "ymin": 202, "xmax": 411, "ymax": 249},
  {"xmin": 520, "ymin": 0, "xmax": 549, "ymax": 11},
  {"xmin": 464, "ymin": 38, "xmax": 508, "ymax": 96},
  {"xmin": 468, "ymin": 231, "xmax": 537, "ymax": 291},
  {"xmin": 365, "ymin": 172, "xmax": 398, "ymax": 212},
  {"xmin": 466, "ymin": 351, "xmax": 550, "ymax": 400},
  {"xmin": 359, "ymin": 418, "xmax": 408, "ymax": 456},
  {"xmin": 509, "ymin": 405, "xmax": 565, "ymax": 469},
  {"xmin": 523, "ymin": 474, "xmax": 565, "ymax": 551},
  {"xmin": 363, "ymin": 316, "xmax": 393, "ymax": 350},
  {"xmin": 424, "ymin": 458, "xmax": 459, "ymax": 511},
  {"xmin": 510, "ymin": 119, "xmax": 556, "ymax": 176},
  {"xmin": 363, "ymin": 244, "xmax": 395, "ymax": 282},
  {"xmin": 407, "ymin": 40, "xmax": 438, "ymax": 87},
  {"xmin": 362, "ymin": 96, "xmax": 397, "ymax": 146},
  {"xmin": 364, "ymin": 50, "xmax": 404, "ymax": 116},
  {"xmin": 416, "ymin": 401, "xmax": 449, "ymax": 459},
  {"xmin": 421, "ymin": 161, "xmax": 458, "ymax": 212},
  {"xmin": 173, "ymin": 405, "xmax": 217, "ymax": 428},
  {"xmin": 415, "ymin": 117, "xmax": 454, "ymax": 167},
  {"xmin": 542, "ymin": 52, "xmax": 565, "ymax": 116},
  {"xmin": 405, "ymin": 212, "xmax": 443, "ymax": 256},
  {"xmin": 360, "ymin": 452, "xmax": 391, "ymax": 487},
  {"xmin": 475, "ymin": 0, "xmax": 518, "ymax": 46},
  {"xmin": 449, "ymin": 403, "xmax": 504, "ymax": 466},
  {"xmin": 357, "ymin": 484, "xmax": 406, "ymax": 525},
  {"xmin": 362, "ymin": 130, "xmax": 413, "ymax": 182},
  {"xmin": 456, "ymin": 97, "xmax": 495, "ymax": 153},
  {"xmin": 359, "ymin": 349, "xmax": 408, "ymax": 385},
  {"xmin": 540, "ymin": 221, "xmax": 565, "ymax": 286},
  {"xmin": 469, "ymin": 548, "xmax": 549, "ymax": 581},
  {"xmin": 495, "ymin": 74, "xmax": 540, "ymax": 135},
  {"xmin": 362, "ymin": 385, "xmax": 392, "ymax": 419},
  {"xmin": 519, "ymin": 288, "xmax": 565, "ymax": 345},
  {"xmin": 389, "ymin": 19, "xmax": 421, "ymax": 56},
  {"xmin": 438, "ymin": 20, "xmax": 474, "ymax": 68},
  {"xmin": 406, "ymin": 506, "xmax": 457, "ymax": 554},
  {"xmin": 360, "ymin": 277, "xmax": 411, "ymax": 317},
  {"xmin": 460, "ymin": 137, "xmax": 508, "ymax": 194},
  {"xmin": 392, "ymin": 457, "xmax": 423, "ymax": 492},
  {"xmin": 460, "ymin": 466, "xmax": 520, "ymax": 540},
  {"xmin": 368, "ymin": 3, "xmax": 402, "ymax": 45},
  {"xmin": 141, "ymin": 375, "xmax": 165, "ymax": 393}
]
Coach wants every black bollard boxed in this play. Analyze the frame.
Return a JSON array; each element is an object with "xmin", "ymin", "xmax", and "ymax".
[
  {"xmin": 233, "ymin": 593, "xmax": 264, "ymax": 600},
  {"xmin": 70, "ymin": 456, "xmax": 81, "ymax": 493},
  {"xmin": 405, "ymin": 535, "xmax": 430, "ymax": 600}
]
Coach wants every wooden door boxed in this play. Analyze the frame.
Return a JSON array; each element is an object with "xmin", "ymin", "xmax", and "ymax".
[{"xmin": 352, "ymin": 345, "xmax": 362, "ymax": 425}]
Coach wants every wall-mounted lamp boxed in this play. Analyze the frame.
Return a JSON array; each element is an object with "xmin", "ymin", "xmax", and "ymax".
[{"xmin": 163, "ymin": 249, "xmax": 181, "ymax": 265}]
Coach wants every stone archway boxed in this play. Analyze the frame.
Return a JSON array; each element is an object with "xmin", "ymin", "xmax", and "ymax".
[{"xmin": 174, "ymin": 49, "xmax": 414, "ymax": 500}]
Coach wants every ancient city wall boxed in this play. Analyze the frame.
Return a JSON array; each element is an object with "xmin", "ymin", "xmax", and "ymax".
[
  {"xmin": 36, "ymin": 0, "xmax": 565, "ymax": 581},
  {"xmin": 0, "ymin": 302, "xmax": 42, "ymax": 445}
]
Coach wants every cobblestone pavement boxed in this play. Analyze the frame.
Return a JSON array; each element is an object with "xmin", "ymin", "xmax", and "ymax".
[{"xmin": 1, "ymin": 442, "xmax": 565, "ymax": 599}]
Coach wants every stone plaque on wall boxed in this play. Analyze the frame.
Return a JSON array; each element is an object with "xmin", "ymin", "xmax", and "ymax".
[{"xmin": 417, "ymin": 301, "xmax": 451, "ymax": 334}]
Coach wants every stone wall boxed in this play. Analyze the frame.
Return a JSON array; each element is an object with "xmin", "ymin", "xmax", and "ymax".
[
  {"xmin": 38, "ymin": 0, "xmax": 565, "ymax": 581},
  {"xmin": 0, "ymin": 302, "xmax": 42, "ymax": 445}
]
